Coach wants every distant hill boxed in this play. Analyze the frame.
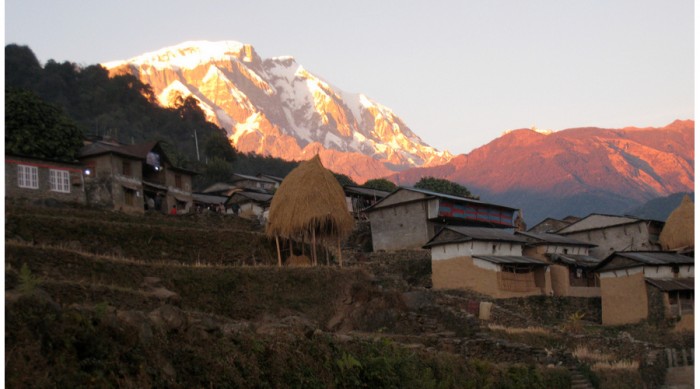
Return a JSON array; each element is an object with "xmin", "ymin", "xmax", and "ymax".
[
  {"xmin": 625, "ymin": 192, "xmax": 694, "ymax": 221},
  {"xmin": 391, "ymin": 120, "xmax": 694, "ymax": 226}
]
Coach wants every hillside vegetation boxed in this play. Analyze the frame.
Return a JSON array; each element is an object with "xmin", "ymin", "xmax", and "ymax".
[{"xmin": 5, "ymin": 202, "xmax": 691, "ymax": 388}]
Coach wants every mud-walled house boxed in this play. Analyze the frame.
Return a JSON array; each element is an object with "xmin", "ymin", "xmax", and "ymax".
[
  {"xmin": 556, "ymin": 214, "xmax": 664, "ymax": 259},
  {"xmin": 516, "ymin": 231, "xmax": 601, "ymax": 297},
  {"xmin": 78, "ymin": 139, "xmax": 196, "ymax": 214},
  {"xmin": 425, "ymin": 226, "xmax": 552, "ymax": 298},
  {"xmin": 597, "ymin": 251, "xmax": 694, "ymax": 329},
  {"xmin": 364, "ymin": 187, "xmax": 518, "ymax": 252},
  {"xmin": 5, "ymin": 154, "xmax": 88, "ymax": 205}
]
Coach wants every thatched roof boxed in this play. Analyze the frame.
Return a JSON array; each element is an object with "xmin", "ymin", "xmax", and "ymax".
[
  {"xmin": 265, "ymin": 155, "xmax": 354, "ymax": 242},
  {"xmin": 659, "ymin": 195, "xmax": 694, "ymax": 250}
]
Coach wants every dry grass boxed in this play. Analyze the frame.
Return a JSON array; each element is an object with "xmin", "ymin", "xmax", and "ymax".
[
  {"xmin": 572, "ymin": 346, "xmax": 614, "ymax": 363},
  {"xmin": 573, "ymin": 346, "xmax": 639, "ymax": 371},
  {"xmin": 591, "ymin": 360, "xmax": 640, "ymax": 371},
  {"xmin": 487, "ymin": 324, "xmax": 549, "ymax": 335}
]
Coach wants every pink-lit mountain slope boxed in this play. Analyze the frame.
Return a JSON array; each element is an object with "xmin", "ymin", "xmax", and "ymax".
[
  {"xmin": 392, "ymin": 120, "xmax": 694, "ymax": 224},
  {"xmin": 103, "ymin": 41, "xmax": 451, "ymax": 183}
]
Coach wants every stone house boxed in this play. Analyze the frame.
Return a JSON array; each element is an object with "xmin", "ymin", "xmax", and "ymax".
[
  {"xmin": 231, "ymin": 173, "xmax": 279, "ymax": 192},
  {"xmin": 365, "ymin": 187, "xmax": 518, "ymax": 252},
  {"xmin": 556, "ymin": 213, "xmax": 664, "ymax": 259},
  {"xmin": 78, "ymin": 139, "xmax": 195, "ymax": 214},
  {"xmin": 226, "ymin": 190, "xmax": 273, "ymax": 220},
  {"xmin": 516, "ymin": 231, "xmax": 601, "ymax": 297},
  {"xmin": 596, "ymin": 251, "xmax": 694, "ymax": 328},
  {"xmin": 5, "ymin": 154, "xmax": 87, "ymax": 205},
  {"xmin": 425, "ymin": 226, "xmax": 551, "ymax": 298},
  {"xmin": 527, "ymin": 216, "xmax": 580, "ymax": 234}
]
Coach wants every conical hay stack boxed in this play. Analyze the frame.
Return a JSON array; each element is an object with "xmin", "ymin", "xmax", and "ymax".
[
  {"xmin": 659, "ymin": 195, "xmax": 694, "ymax": 250},
  {"xmin": 266, "ymin": 155, "xmax": 354, "ymax": 242}
]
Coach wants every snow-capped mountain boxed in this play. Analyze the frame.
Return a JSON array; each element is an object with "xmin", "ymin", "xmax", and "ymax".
[{"xmin": 103, "ymin": 41, "xmax": 452, "ymax": 182}]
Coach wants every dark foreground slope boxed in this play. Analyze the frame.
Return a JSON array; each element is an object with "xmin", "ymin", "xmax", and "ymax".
[{"xmin": 5, "ymin": 203, "xmax": 690, "ymax": 388}]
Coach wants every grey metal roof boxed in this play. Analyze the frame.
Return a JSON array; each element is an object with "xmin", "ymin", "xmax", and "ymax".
[
  {"xmin": 557, "ymin": 213, "xmax": 662, "ymax": 234},
  {"xmin": 548, "ymin": 254, "xmax": 603, "ymax": 268},
  {"xmin": 192, "ymin": 193, "xmax": 228, "ymax": 204},
  {"xmin": 343, "ymin": 185, "xmax": 390, "ymax": 198},
  {"xmin": 228, "ymin": 191, "xmax": 273, "ymax": 204},
  {"xmin": 516, "ymin": 231, "xmax": 596, "ymax": 247},
  {"xmin": 645, "ymin": 278, "xmax": 694, "ymax": 292},
  {"xmin": 232, "ymin": 173, "xmax": 277, "ymax": 184},
  {"xmin": 399, "ymin": 186, "xmax": 518, "ymax": 211},
  {"xmin": 424, "ymin": 226, "xmax": 527, "ymax": 248},
  {"xmin": 473, "ymin": 255, "xmax": 548, "ymax": 266},
  {"xmin": 610, "ymin": 251, "xmax": 694, "ymax": 266}
]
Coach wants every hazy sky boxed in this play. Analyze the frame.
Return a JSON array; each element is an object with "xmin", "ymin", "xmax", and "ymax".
[{"xmin": 5, "ymin": 0, "xmax": 694, "ymax": 154}]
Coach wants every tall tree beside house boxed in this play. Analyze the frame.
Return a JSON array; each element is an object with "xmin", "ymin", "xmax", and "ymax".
[
  {"xmin": 333, "ymin": 173, "xmax": 357, "ymax": 187},
  {"xmin": 5, "ymin": 89, "xmax": 84, "ymax": 161},
  {"xmin": 362, "ymin": 178, "xmax": 397, "ymax": 192},
  {"xmin": 414, "ymin": 176, "xmax": 479, "ymax": 200}
]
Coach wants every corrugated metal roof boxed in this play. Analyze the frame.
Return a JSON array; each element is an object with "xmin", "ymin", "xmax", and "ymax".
[
  {"xmin": 229, "ymin": 191, "xmax": 273, "ymax": 203},
  {"xmin": 612, "ymin": 251, "xmax": 694, "ymax": 265},
  {"xmin": 516, "ymin": 231, "xmax": 596, "ymax": 247},
  {"xmin": 192, "ymin": 193, "xmax": 228, "ymax": 204},
  {"xmin": 473, "ymin": 255, "xmax": 548, "ymax": 266},
  {"xmin": 548, "ymin": 254, "xmax": 602, "ymax": 268},
  {"xmin": 424, "ymin": 226, "xmax": 527, "ymax": 247},
  {"xmin": 343, "ymin": 185, "xmax": 390, "ymax": 198},
  {"xmin": 400, "ymin": 187, "xmax": 518, "ymax": 211},
  {"xmin": 645, "ymin": 278, "xmax": 694, "ymax": 291},
  {"xmin": 232, "ymin": 173, "xmax": 277, "ymax": 184},
  {"xmin": 557, "ymin": 213, "xmax": 659, "ymax": 234}
]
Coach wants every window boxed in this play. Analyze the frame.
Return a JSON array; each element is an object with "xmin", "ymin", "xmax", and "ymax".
[
  {"xmin": 122, "ymin": 161, "xmax": 132, "ymax": 176},
  {"xmin": 175, "ymin": 174, "xmax": 182, "ymax": 189},
  {"xmin": 17, "ymin": 165, "xmax": 39, "ymax": 189},
  {"xmin": 49, "ymin": 169, "xmax": 71, "ymax": 193}
]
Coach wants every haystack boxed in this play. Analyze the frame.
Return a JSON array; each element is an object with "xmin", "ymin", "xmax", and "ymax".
[
  {"xmin": 266, "ymin": 155, "xmax": 354, "ymax": 266},
  {"xmin": 659, "ymin": 195, "xmax": 694, "ymax": 251}
]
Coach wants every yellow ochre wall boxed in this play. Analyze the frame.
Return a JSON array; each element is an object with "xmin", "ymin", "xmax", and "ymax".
[{"xmin": 600, "ymin": 271, "xmax": 648, "ymax": 325}]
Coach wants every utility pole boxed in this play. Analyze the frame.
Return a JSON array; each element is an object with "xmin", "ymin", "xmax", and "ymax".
[{"xmin": 193, "ymin": 129, "xmax": 200, "ymax": 161}]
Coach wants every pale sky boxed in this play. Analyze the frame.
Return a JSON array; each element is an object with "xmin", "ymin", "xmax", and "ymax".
[{"xmin": 4, "ymin": 0, "xmax": 694, "ymax": 155}]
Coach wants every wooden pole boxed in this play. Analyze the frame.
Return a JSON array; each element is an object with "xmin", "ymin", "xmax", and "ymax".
[
  {"xmin": 275, "ymin": 235, "xmax": 282, "ymax": 267},
  {"xmin": 338, "ymin": 237, "xmax": 343, "ymax": 268},
  {"xmin": 311, "ymin": 229, "xmax": 317, "ymax": 266}
]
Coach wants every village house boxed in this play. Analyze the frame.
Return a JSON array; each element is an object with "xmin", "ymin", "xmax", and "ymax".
[
  {"xmin": 200, "ymin": 182, "xmax": 240, "ymax": 197},
  {"xmin": 425, "ymin": 226, "xmax": 552, "ymax": 298},
  {"xmin": 516, "ymin": 231, "xmax": 600, "ymax": 297},
  {"xmin": 527, "ymin": 216, "xmax": 580, "ymax": 234},
  {"xmin": 342, "ymin": 185, "xmax": 390, "ymax": 217},
  {"xmin": 226, "ymin": 190, "xmax": 273, "ymax": 221},
  {"xmin": 596, "ymin": 251, "xmax": 693, "ymax": 329},
  {"xmin": 231, "ymin": 173, "xmax": 279, "ymax": 192},
  {"xmin": 78, "ymin": 139, "xmax": 196, "ymax": 214},
  {"xmin": 555, "ymin": 213, "xmax": 664, "ymax": 259},
  {"xmin": 364, "ymin": 187, "xmax": 519, "ymax": 252},
  {"xmin": 5, "ymin": 154, "xmax": 88, "ymax": 205}
]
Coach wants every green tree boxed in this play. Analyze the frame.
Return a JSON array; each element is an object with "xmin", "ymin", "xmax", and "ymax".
[
  {"xmin": 204, "ymin": 131, "xmax": 237, "ymax": 163},
  {"xmin": 5, "ymin": 89, "xmax": 84, "ymax": 161},
  {"xmin": 362, "ymin": 178, "xmax": 397, "ymax": 192},
  {"xmin": 198, "ymin": 157, "xmax": 235, "ymax": 189},
  {"xmin": 333, "ymin": 173, "xmax": 357, "ymax": 187},
  {"xmin": 414, "ymin": 176, "xmax": 479, "ymax": 199}
]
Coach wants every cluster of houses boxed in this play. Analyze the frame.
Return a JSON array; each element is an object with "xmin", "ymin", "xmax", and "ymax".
[
  {"xmin": 363, "ymin": 187, "xmax": 694, "ymax": 329},
  {"xmin": 6, "ymin": 138, "xmax": 693, "ymax": 329},
  {"xmin": 5, "ymin": 137, "xmax": 390, "ymax": 221}
]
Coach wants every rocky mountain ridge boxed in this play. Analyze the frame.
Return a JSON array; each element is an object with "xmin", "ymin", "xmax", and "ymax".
[
  {"xmin": 104, "ymin": 41, "xmax": 452, "ymax": 182},
  {"xmin": 392, "ymin": 120, "xmax": 694, "ymax": 224}
]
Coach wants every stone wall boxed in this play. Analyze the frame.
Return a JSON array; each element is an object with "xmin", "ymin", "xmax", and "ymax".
[
  {"xmin": 368, "ymin": 201, "xmax": 431, "ymax": 251},
  {"xmin": 5, "ymin": 157, "xmax": 86, "ymax": 205}
]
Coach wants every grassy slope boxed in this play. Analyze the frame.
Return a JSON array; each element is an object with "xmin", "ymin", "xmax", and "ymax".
[{"xmin": 5, "ymin": 203, "xmax": 691, "ymax": 388}]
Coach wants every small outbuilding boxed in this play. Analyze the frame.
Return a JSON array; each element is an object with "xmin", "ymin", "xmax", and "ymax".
[
  {"xmin": 424, "ymin": 226, "xmax": 551, "ymax": 298},
  {"xmin": 597, "ymin": 251, "xmax": 694, "ymax": 328},
  {"xmin": 265, "ymin": 155, "xmax": 354, "ymax": 267}
]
